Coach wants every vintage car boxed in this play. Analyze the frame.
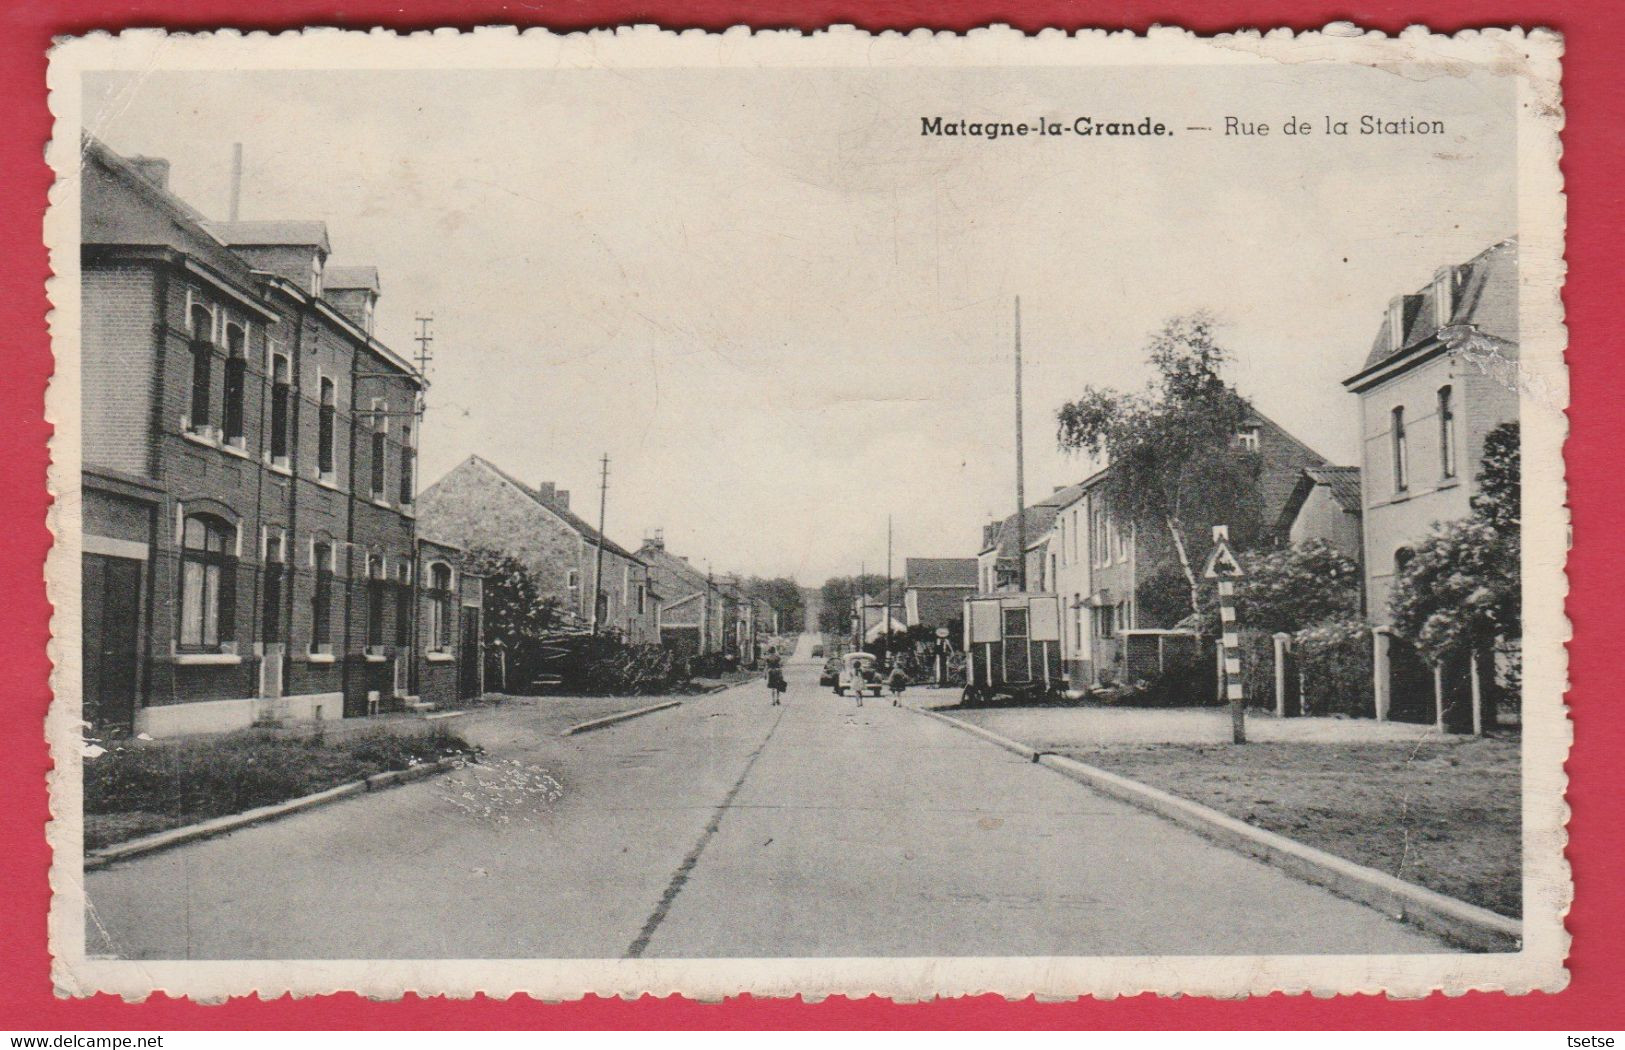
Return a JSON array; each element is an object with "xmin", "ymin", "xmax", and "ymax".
[
  {"xmin": 818, "ymin": 656, "xmax": 841, "ymax": 688},
  {"xmin": 834, "ymin": 651, "xmax": 883, "ymax": 697}
]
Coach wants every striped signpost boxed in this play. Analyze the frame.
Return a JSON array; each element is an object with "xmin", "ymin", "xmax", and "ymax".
[{"xmin": 1204, "ymin": 525, "xmax": 1248, "ymax": 744}]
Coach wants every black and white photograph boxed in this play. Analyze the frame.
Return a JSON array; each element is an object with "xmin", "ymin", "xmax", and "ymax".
[{"xmin": 46, "ymin": 27, "xmax": 1567, "ymax": 1000}]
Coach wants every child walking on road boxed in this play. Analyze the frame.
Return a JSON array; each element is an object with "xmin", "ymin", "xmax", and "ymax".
[{"xmin": 887, "ymin": 661, "xmax": 908, "ymax": 706}]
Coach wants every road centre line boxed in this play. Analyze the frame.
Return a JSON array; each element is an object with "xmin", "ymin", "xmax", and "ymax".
[{"xmin": 623, "ymin": 706, "xmax": 787, "ymax": 959}]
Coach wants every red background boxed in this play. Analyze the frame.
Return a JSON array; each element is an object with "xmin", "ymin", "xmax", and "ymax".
[{"xmin": 2, "ymin": 0, "xmax": 1619, "ymax": 1030}]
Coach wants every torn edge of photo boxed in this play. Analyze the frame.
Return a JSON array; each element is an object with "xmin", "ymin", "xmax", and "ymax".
[{"xmin": 43, "ymin": 25, "xmax": 1568, "ymax": 1002}]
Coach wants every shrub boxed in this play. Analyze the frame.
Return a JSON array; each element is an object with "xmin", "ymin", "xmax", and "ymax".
[
  {"xmin": 1295, "ymin": 618, "xmax": 1374, "ymax": 717},
  {"xmin": 1113, "ymin": 642, "xmax": 1217, "ymax": 707}
]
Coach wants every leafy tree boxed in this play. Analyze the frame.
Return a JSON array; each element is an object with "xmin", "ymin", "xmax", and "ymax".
[
  {"xmin": 1236, "ymin": 540, "xmax": 1361, "ymax": 634},
  {"xmin": 1056, "ymin": 313, "xmax": 1263, "ymax": 622},
  {"xmin": 744, "ymin": 575, "xmax": 807, "ymax": 634},
  {"xmin": 817, "ymin": 574, "xmax": 891, "ymax": 635},
  {"xmin": 459, "ymin": 547, "xmax": 563, "ymax": 654},
  {"xmin": 1389, "ymin": 423, "xmax": 1520, "ymax": 663}
]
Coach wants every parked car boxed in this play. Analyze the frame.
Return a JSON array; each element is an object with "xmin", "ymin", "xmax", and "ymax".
[
  {"xmin": 835, "ymin": 651, "xmax": 883, "ymax": 698},
  {"xmin": 819, "ymin": 657, "xmax": 841, "ymax": 688}
]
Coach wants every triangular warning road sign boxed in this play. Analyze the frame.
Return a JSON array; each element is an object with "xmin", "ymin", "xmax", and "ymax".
[{"xmin": 1203, "ymin": 535, "xmax": 1245, "ymax": 579}]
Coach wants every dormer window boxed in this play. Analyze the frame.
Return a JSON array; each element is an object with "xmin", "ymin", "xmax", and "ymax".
[
  {"xmin": 1387, "ymin": 295, "xmax": 1408, "ymax": 352},
  {"xmin": 1433, "ymin": 266, "xmax": 1458, "ymax": 328},
  {"xmin": 1236, "ymin": 425, "xmax": 1260, "ymax": 452}
]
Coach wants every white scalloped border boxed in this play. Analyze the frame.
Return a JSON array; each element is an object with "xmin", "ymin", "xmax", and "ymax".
[{"xmin": 42, "ymin": 23, "xmax": 1568, "ymax": 1004}]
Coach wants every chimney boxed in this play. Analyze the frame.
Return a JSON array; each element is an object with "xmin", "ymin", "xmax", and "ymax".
[
  {"xmin": 126, "ymin": 156, "xmax": 170, "ymax": 190},
  {"xmin": 555, "ymin": 489, "xmax": 570, "ymax": 509},
  {"xmin": 537, "ymin": 482, "xmax": 556, "ymax": 504},
  {"xmin": 645, "ymin": 528, "xmax": 665, "ymax": 551}
]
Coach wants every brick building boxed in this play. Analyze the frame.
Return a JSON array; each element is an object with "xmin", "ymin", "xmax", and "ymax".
[
  {"xmin": 78, "ymin": 136, "xmax": 459, "ymax": 736},
  {"xmin": 637, "ymin": 532, "xmax": 727, "ymax": 662},
  {"xmin": 990, "ymin": 408, "xmax": 1331, "ymax": 691},
  {"xmin": 901, "ymin": 558, "xmax": 977, "ymax": 631},
  {"xmin": 416, "ymin": 455, "xmax": 660, "ymax": 644}
]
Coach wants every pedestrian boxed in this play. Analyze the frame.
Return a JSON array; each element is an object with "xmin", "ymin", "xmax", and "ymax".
[
  {"xmin": 765, "ymin": 646, "xmax": 786, "ymax": 705},
  {"xmin": 887, "ymin": 660, "xmax": 909, "ymax": 706}
]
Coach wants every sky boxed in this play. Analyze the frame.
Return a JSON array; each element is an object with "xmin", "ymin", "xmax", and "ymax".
[{"xmin": 83, "ymin": 60, "xmax": 1517, "ymax": 584}]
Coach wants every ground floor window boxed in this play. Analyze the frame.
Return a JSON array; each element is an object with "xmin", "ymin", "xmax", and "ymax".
[{"xmin": 180, "ymin": 514, "xmax": 234, "ymax": 649}]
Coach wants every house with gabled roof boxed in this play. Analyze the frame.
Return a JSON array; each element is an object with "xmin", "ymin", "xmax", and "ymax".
[
  {"xmin": 1342, "ymin": 238, "xmax": 1518, "ymax": 626},
  {"xmin": 1020, "ymin": 405, "xmax": 1331, "ymax": 691},
  {"xmin": 417, "ymin": 454, "xmax": 659, "ymax": 645},
  {"xmin": 902, "ymin": 557, "xmax": 977, "ymax": 630},
  {"xmin": 1278, "ymin": 466, "xmax": 1364, "ymax": 561}
]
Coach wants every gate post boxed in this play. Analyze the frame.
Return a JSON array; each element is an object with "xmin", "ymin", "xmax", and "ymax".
[
  {"xmin": 1372, "ymin": 626, "xmax": 1393, "ymax": 722},
  {"xmin": 1469, "ymin": 649, "xmax": 1485, "ymax": 736},
  {"xmin": 1272, "ymin": 632, "xmax": 1292, "ymax": 718},
  {"xmin": 1433, "ymin": 662, "xmax": 1446, "ymax": 731}
]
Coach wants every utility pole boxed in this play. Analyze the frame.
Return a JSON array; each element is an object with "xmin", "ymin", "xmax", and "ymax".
[
  {"xmin": 590, "ymin": 454, "xmax": 610, "ymax": 636},
  {"xmin": 857, "ymin": 560, "xmax": 866, "ymax": 651},
  {"xmin": 884, "ymin": 514, "xmax": 894, "ymax": 661},
  {"xmin": 413, "ymin": 316, "xmax": 435, "ymax": 378},
  {"xmin": 1014, "ymin": 296, "xmax": 1028, "ymax": 592}
]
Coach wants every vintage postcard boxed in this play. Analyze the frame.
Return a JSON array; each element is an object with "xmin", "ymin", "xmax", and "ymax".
[{"xmin": 45, "ymin": 25, "xmax": 1567, "ymax": 1001}]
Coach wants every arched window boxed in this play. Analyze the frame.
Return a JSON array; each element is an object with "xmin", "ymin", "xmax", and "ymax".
[
  {"xmin": 394, "ymin": 562, "xmax": 413, "ymax": 648},
  {"xmin": 1391, "ymin": 406, "xmax": 1409, "ymax": 493},
  {"xmin": 427, "ymin": 562, "xmax": 454, "ymax": 651},
  {"xmin": 366, "ymin": 555, "xmax": 387, "ymax": 648},
  {"xmin": 369, "ymin": 400, "xmax": 389, "ymax": 499},
  {"xmin": 310, "ymin": 541, "xmax": 334, "ymax": 651},
  {"xmin": 1438, "ymin": 385, "xmax": 1457, "ymax": 479},
  {"xmin": 317, "ymin": 377, "xmax": 337, "ymax": 478},
  {"xmin": 269, "ymin": 353, "xmax": 291, "ymax": 464},
  {"xmin": 398, "ymin": 421, "xmax": 415, "ymax": 506},
  {"xmin": 180, "ymin": 514, "xmax": 235, "ymax": 649},
  {"xmin": 222, "ymin": 324, "xmax": 247, "ymax": 445},
  {"xmin": 262, "ymin": 530, "xmax": 285, "ymax": 643},
  {"xmin": 188, "ymin": 304, "xmax": 214, "ymax": 432}
]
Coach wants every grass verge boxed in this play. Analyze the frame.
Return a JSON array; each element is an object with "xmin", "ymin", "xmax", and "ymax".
[
  {"xmin": 85, "ymin": 726, "xmax": 480, "ymax": 850},
  {"xmin": 1060, "ymin": 736, "xmax": 1520, "ymax": 917}
]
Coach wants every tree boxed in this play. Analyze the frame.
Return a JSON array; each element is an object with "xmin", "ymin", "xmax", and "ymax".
[
  {"xmin": 1056, "ymin": 312, "xmax": 1263, "ymax": 622},
  {"xmin": 459, "ymin": 547, "xmax": 563, "ymax": 654},
  {"xmin": 744, "ymin": 575, "xmax": 807, "ymax": 633},
  {"xmin": 1389, "ymin": 423, "xmax": 1521, "ymax": 664},
  {"xmin": 817, "ymin": 574, "xmax": 890, "ymax": 636},
  {"xmin": 1236, "ymin": 539, "xmax": 1362, "ymax": 634}
]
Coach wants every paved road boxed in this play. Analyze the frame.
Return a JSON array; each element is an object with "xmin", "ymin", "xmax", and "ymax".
[{"xmin": 85, "ymin": 636, "xmax": 1449, "ymax": 959}]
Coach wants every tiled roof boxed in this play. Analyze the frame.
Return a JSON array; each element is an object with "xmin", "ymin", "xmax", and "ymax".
[
  {"xmin": 205, "ymin": 219, "xmax": 332, "ymax": 254},
  {"xmin": 1305, "ymin": 465, "xmax": 1362, "ymax": 514},
  {"xmin": 325, "ymin": 265, "xmax": 380, "ymax": 292},
  {"xmin": 1358, "ymin": 239, "xmax": 1518, "ymax": 372},
  {"xmin": 470, "ymin": 455, "xmax": 644, "ymax": 564},
  {"xmin": 988, "ymin": 504, "xmax": 1060, "ymax": 561},
  {"xmin": 904, "ymin": 557, "xmax": 978, "ymax": 589}
]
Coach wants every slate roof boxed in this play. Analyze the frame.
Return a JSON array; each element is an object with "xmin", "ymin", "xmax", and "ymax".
[
  {"xmin": 1276, "ymin": 466, "xmax": 1362, "ymax": 535},
  {"xmin": 470, "ymin": 455, "xmax": 644, "ymax": 564},
  {"xmin": 984, "ymin": 504, "xmax": 1061, "ymax": 560},
  {"xmin": 205, "ymin": 219, "xmax": 333, "ymax": 254},
  {"xmin": 1306, "ymin": 466, "xmax": 1363, "ymax": 514},
  {"xmin": 904, "ymin": 558, "xmax": 978, "ymax": 589},
  {"xmin": 1357, "ymin": 239, "xmax": 1518, "ymax": 373},
  {"xmin": 325, "ymin": 265, "xmax": 380, "ymax": 292}
]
